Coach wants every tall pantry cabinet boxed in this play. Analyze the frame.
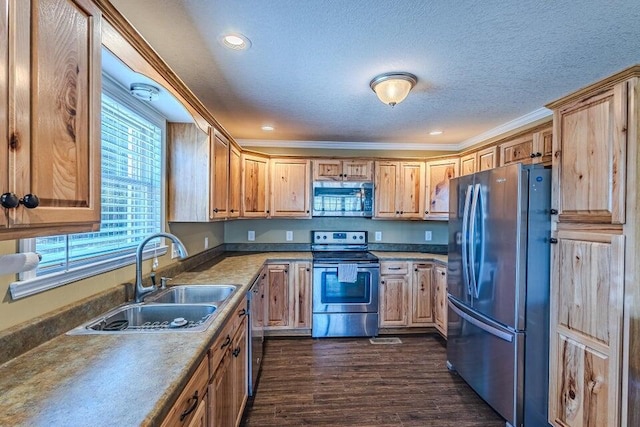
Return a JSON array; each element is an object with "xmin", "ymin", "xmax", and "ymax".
[{"xmin": 546, "ymin": 66, "xmax": 640, "ymax": 427}]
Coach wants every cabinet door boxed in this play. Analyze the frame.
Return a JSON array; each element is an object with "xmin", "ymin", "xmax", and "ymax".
[
  {"xmin": 10, "ymin": 0, "xmax": 101, "ymax": 227},
  {"xmin": 313, "ymin": 159, "xmax": 342, "ymax": 181},
  {"xmin": 532, "ymin": 126, "xmax": 553, "ymax": 165},
  {"xmin": 0, "ymin": 0, "xmax": 7, "ymax": 230},
  {"xmin": 398, "ymin": 162, "xmax": 425, "ymax": 219},
  {"xmin": 265, "ymin": 264, "xmax": 290, "ymax": 328},
  {"xmin": 241, "ymin": 153, "xmax": 269, "ymax": 218},
  {"xmin": 499, "ymin": 135, "xmax": 533, "ymax": 166},
  {"xmin": 549, "ymin": 231, "xmax": 624, "ymax": 427},
  {"xmin": 433, "ymin": 265, "xmax": 448, "ymax": 337},
  {"xmin": 253, "ymin": 269, "xmax": 267, "ymax": 328},
  {"xmin": 425, "ymin": 159, "xmax": 458, "ymax": 220},
  {"xmin": 477, "ymin": 146, "xmax": 497, "ymax": 171},
  {"xmin": 411, "ymin": 263, "xmax": 433, "ymax": 325},
  {"xmin": 379, "ymin": 275, "xmax": 408, "ymax": 326},
  {"xmin": 342, "ymin": 160, "xmax": 373, "ymax": 181},
  {"xmin": 554, "ymin": 82, "xmax": 627, "ymax": 224},
  {"xmin": 228, "ymin": 144, "xmax": 241, "ymax": 218},
  {"xmin": 161, "ymin": 357, "xmax": 208, "ymax": 427},
  {"xmin": 459, "ymin": 153, "xmax": 476, "ymax": 176},
  {"xmin": 293, "ymin": 262, "xmax": 312, "ymax": 329},
  {"xmin": 210, "ymin": 129, "xmax": 229, "ymax": 219},
  {"xmin": 374, "ymin": 161, "xmax": 398, "ymax": 218},
  {"xmin": 270, "ymin": 159, "xmax": 310, "ymax": 217},
  {"xmin": 232, "ymin": 318, "xmax": 248, "ymax": 426},
  {"xmin": 209, "ymin": 352, "xmax": 234, "ymax": 427},
  {"xmin": 167, "ymin": 123, "xmax": 210, "ymax": 222}
]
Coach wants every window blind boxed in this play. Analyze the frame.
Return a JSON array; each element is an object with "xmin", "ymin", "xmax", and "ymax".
[{"xmin": 34, "ymin": 93, "xmax": 163, "ymax": 276}]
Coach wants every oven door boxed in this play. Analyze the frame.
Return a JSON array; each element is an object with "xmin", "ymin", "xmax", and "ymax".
[{"xmin": 312, "ymin": 264, "xmax": 379, "ymax": 313}]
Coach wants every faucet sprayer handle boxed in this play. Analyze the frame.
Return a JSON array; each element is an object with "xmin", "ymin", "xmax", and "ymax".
[{"xmin": 160, "ymin": 277, "xmax": 172, "ymax": 289}]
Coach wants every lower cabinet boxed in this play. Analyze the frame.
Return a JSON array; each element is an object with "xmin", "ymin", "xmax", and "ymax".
[
  {"xmin": 264, "ymin": 261, "xmax": 312, "ymax": 334},
  {"xmin": 161, "ymin": 356, "xmax": 209, "ymax": 427},
  {"xmin": 379, "ymin": 261, "xmax": 441, "ymax": 330},
  {"xmin": 433, "ymin": 265, "xmax": 448, "ymax": 337}
]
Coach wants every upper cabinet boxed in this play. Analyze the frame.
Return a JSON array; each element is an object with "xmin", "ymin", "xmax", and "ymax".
[
  {"xmin": 459, "ymin": 153, "xmax": 476, "ymax": 176},
  {"xmin": 499, "ymin": 125, "xmax": 552, "ymax": 168},
  {"xmin": 270, "ymin": 158, "xmax": 310, "ymax": 218},
  {"xmin": 1, "ymin": 0, "xmax": 102, "ymax": 239},
  {"xmin": 460, "ymin": 146, "xmax": 497, "ymax": 177},
  {"xmin": 241, "ymin": 153, "xmax": 269, "ymax": 218},
  {"xmin": 228, "ymin": 143, "xmax": 241, "ymax": 218},
  {"xmin": 313, "ymin": 159, "xmax": 373, "ymax": 181},
  {"xmin": 210, "ymin": 129, "xmax": 229, "ymax": 219},
  {"xmin": 425, "ymin": 158, "xmax": 459, "ymax": 220},
  {"xmin": 553, "ymin": 83, "xmax": 627, "ymax": 224},
  {"xmin": 374, "ymin": 161, "xmax": 425, "ymax": 219}
]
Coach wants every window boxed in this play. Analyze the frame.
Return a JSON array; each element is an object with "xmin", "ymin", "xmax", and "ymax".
[{"xmin": 13, "ymin": 76, "xmax": 166, "ymax": 298}]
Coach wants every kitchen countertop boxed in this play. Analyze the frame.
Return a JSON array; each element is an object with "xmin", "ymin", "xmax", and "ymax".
[
  {"xmin": 0, "ymin": 251, "xmax": 443, "ymax": 426},
  {"xmin": 372, "ymin": 251, "xmax": 448, "ymax": 264}
]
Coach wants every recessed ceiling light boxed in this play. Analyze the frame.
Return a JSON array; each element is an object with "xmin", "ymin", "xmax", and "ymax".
[
  {"xmin": 261, "ymin": 125, "xmax": 274, "ymax": 131},
  {"xmin": 429, "ymin": 130, "xmax": 443, "ymax": 136},
  {"xmin": 221, "ymin": 33, "xmax": 251, "ymax": 50}
]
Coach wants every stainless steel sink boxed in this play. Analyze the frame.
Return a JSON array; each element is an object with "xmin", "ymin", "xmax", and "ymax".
[
  {"xmin": 67, "ymin": 303, "xmax": 217, "ymax": 334},
  {"xmin": 144, "ymin": 285, "xmax": 238, "ymax": 304}
]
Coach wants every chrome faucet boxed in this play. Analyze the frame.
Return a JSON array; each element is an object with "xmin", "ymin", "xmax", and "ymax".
[{"xmin": 134, "ymin": 232, "xmax": 188, "ymax": 302}]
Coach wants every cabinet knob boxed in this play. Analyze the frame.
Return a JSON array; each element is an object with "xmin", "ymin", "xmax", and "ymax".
[
  {"xmin": 230, "ymin": 209, "xmax": 234, "ymax": 213},
  {"xmin": 395, "ymin": 211, "xmax": 400, "ymax": 214},
  {"xmin": 266, "ymin": 210, "xmax": 270, "ymax": 214},
  {"xmin": 381, "ymin": 280, "xmax": 385, "ymax": 284},
  {"xmin": 424, "ymin": 210, "xmax": 429, "ymax": 215},
  {"xmin": 306, "ymin": 268, "xmax": 310, "ymax": 272},
  {"xmin": 21, "ymin": 194, "xmax": 39, "ymax": 209},
  {"xmin": 549, "ymin": 238, "xmax": 558, "ymax": 244},
  {"xmin": 213, "ymin": 208, "xmax": 219, "ymax": 213},
  {"xmin": 414, "ymin": 268, "xmax": 418, "ymax": 272},
  {"xmin": 1, "ymin": 193, "xmax": 19, "ymax": 209},
  {"xmin": 440, "ymin": 271, "xmax": 445, "ymax": 276},
  {"xmin": 535, "ymin": 152, "xmax": 542, "ymax": 157},
  {"xmin": 529, "ymin": 153, "xmax": 536, "ymax": 158},
  {"xmin": 400, "ymin": 211, "xmax": 404, "ymax": 214},
  {"xmin": 550, "ymin": 208, "xmax": 558, "ymax": 215},
  {"xmin": 233, "ymin": 347, "xmax": 241, "ymax": 357},
  {"xmin": 306, "ymin": 210, "xmax": 310, "ymax": 213}
]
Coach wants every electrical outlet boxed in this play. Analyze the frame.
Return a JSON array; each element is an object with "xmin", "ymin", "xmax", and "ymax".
[
  {"xmin": 248, "ymin": 230, "xmax": 255, "ymax": 241},
  {"xmin": 171, "ymin": 243, "xmax": 179, "ymax": 259},
  {"xmin": 204, "ymin": 237, "xmax": 209, "ymax": 249},
  {"xmin": 374, "ymin": 231, "xmax": 382, "ymax": 241},
  {"xmin": 424, "ymin": 231, "xmax": 432, "ymax": 241},
  {"xmin": 286, "ymin": 231, "xmax": 293, "ymax": 241}
]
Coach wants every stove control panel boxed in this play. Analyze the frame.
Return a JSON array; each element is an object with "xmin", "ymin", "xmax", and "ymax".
[{"xmin": 312, "ymin": 231, "xmax": 367, "ymax": 244}]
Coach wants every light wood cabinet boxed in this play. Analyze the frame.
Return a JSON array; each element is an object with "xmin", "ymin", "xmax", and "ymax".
[
  {"xmin": 425, "ymin": 158, "xmax": 459, "ymax": 220},
  {"xmin": 1, "ymin": 0, "xmax": 101, "ymax": 239},
  {"xmin": 532, "ymin": 126, "xmax": 553, "ymax": 164},
  {"xmin": 433, "ymin": 265, "xmax": 447, "ymax": 337},
  {"xmin": 167, "ymin": 123, "xmax": 211, "ymax": 222},
  {"xmin": 210, "ymin": 129, "xmax": 229, "ymax": 219},
  {"xmin": 161, "ymin": 357, "xmax": 208, "ymax": 427},
  {"xmin": 478, "ymin": 146, "xmax": 498, "ymax": 171},
  {"xmin": 459, "ymin": 153, "xmax": 476, "ymax": 176},
  {"xmin": 313, "ymin": 159, "xmax": 373, "ymax": 181},
  {"xmin": 411, "ymin": 263, "xmax": 434, "ymax": 325},
  {"xmin": 228, "ymin": 143, "xmax": 242, "ymax": 218},
  {"xmin": 264, "ymin": 262, "xmax": 311, "ymax": 333},
  {"xmin": 499, "ymin": 134, "xmax": 534, "ymax": 166},
  {"xmin": 374, "ymin": 161, "xmax": 425, "ymax": 219},
  {"xmin": 293, "ymin": 262, "xmax": 312, "ymax": 329},
  {"xmin": 379, "ymin": 272, "xmax": 409, "ymax": 327},
  {"xmin": 548, "ymin": 231, "xmax": 624, "ymax": 427},
  {"xmin": 231, "ymin": 317, "xmax": 248, "ymax": 427},
  {"xmin": 270, "ymin": 158, "xmax": 310, "ymax": 217},
  {"xmin": 241, "ymin": 153, "xmax": 269, "ymax": 218}
]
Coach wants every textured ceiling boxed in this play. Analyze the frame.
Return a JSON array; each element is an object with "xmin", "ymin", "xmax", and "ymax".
[{"xmin": 110, "ymin": 0, "xmax": 640, "ymax": 149}]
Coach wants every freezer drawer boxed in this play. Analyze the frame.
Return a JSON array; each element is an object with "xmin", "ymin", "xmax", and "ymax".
[{"xmin": 447, "ymin": 297, "xmax": 524, "ymax": 427}]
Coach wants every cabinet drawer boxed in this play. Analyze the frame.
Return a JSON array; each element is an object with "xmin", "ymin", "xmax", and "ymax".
[
  {"xmin": 209, "ymin": 318, "xmax": 237, "ymax": 374},
  {"xmin": 161, "ymin": 357, "xmax": 208, "ymax": 427},
  {"xmin": 381, "ymin": 262, "xmax": 409, "ymax": 275}
]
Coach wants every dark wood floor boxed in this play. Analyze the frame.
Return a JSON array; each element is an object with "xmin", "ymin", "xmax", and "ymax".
[{"xmin": 241, "ymin": 335, "xmax": 505, "ymax": 426}]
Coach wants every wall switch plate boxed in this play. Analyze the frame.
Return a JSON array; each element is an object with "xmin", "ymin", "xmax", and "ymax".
[
  {"xmin": 286, "ymin": 231, "xmax": 293, "ymax": 241},
  {"xmin": 424, "ymin": 231, "xmax": 432, "ymax": 241},
  {"xmin": 171, "ymin": 243, "xmax": 179, "ymax": 259},
  {"xmin": 248, "ymin": 230, "xmax": 255, "ymax": 241},
  {"xmin": 204, "ymin": 237, "xmax": 209, "ymax": 249},
  {"xmin": 374, "ymin": 231, "xmax": 382, "ymax": 241}
]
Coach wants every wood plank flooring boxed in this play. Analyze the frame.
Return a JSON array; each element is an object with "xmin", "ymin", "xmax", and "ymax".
[{"xmin": 241, "ymin": 335, "xmax": 505, "ymax": 426}]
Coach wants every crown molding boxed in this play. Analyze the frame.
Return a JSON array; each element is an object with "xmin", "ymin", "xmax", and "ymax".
[{"xmin": 239, "ymin": 108, "xmax": 553, "ymax": 152}]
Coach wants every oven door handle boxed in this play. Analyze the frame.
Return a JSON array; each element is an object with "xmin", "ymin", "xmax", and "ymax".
[{"xmin": 313, "ymin": 263, "xmax": 380, "ymax": 269}]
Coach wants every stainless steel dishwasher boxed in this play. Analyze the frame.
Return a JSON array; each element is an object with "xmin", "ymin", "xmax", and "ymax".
[{"xmin": 247, "ymin": 273, "xmax": 265, "ymax": 396}]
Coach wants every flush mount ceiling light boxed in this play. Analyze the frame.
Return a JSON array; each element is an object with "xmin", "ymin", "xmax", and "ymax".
[
  {"xmin": 221, "ymin": 33, "xmax": 251, "ymax": 50},
  {"xmin": 369, "ymin": 72, "xmax": 417, "ymax": 107},
  {"xmin": 429, "ymin": 130, "xmax": 443, "ymax": 136},
  {"xmin": 130, "ymin": 83, "xmax": 160, "ymax": 101}
]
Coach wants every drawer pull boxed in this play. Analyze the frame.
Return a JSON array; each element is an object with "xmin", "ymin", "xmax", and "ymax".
[
  {"xmin": 220, "ymin": 335, "xmax": 231, "ymax": 349},
  {"xmin": 388, "ymin": 267, "xmax": 402, "ymax": 270},
  {"xmin": 233, "ymin": 347, "xmax": 241, "ymax": 357},
  {"xmin": 238, "ymin": 308, "xmax": 247, "ymax": 317},
  {"xmin": 179, "ymin": 390, "xmax": 199, "ymax": 421}
]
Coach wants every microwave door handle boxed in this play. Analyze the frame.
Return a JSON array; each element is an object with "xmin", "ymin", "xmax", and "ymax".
[
  {"xmin": 469, "ymin": 183, "xmax": 481, "ymax": 299},
  {"xmin": 461, "ymin": 184, "xmax": 473, "ymax": 296}
]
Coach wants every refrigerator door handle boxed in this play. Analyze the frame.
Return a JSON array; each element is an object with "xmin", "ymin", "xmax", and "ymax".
[
  {"xmin": 461, "ymin": 184, "xmax": 474, "ymax": 296},
  {"xmin": 468, "ymin": 183, "xmax": 481, "ymax": 298},
  {"xmin": 448, "ymin": 298, "xmax": 513, "ymax": 343}
]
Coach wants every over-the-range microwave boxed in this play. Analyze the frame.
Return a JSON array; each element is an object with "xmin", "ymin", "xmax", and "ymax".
[{"xmin": 312, "ymin": 181, "xmax": 373, "ymax": 217}]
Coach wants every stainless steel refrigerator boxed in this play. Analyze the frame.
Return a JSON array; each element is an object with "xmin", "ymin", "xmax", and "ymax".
[{"xmin": 446, "ymin": 163, "xmax": 551, "ymax": 427}]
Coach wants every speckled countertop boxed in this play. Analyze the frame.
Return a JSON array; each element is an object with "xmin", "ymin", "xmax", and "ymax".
[{"xmin": 0, "ymin": 251, "xmax": 444, "ymax": 426}]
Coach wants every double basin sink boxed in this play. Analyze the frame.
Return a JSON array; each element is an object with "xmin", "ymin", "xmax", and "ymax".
[{"xmin": 68, "ymin": 285, "xmax": 239, "ymax": 335}]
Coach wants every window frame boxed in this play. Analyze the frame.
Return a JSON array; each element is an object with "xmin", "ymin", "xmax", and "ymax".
[{"xmin": 10, "ymin": 74, "xmax": 168, "ymax": 300}]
